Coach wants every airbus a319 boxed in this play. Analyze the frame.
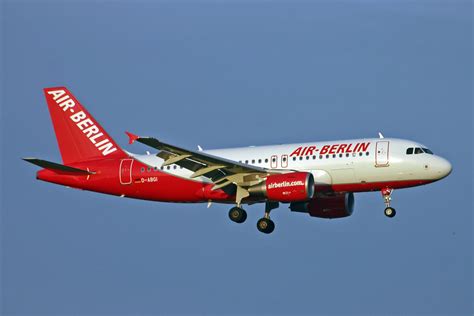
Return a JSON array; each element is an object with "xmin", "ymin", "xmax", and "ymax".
[{"xmin": 24, "ymin": 87, "xmax": 452, "ymax": 234}]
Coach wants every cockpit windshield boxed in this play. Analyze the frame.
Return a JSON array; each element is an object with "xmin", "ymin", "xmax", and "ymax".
[
  {"xmin": 414, "ymin": 147, "xmax": 423, "ymax": 154},
  {"xmin": 406, "ymin": 147, "xmax": 434, "ymax": 155}
]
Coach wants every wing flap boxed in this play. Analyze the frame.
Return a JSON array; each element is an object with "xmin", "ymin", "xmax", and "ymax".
[
  {"xmin": 134, "ymin": 136, "xmax": 268, "ymax": 175},
  {"xmin": 162, "ymin": 154, "xmax": 192, "ymax": 167},
  {"xmin": 191, "ymin": 165, "xmax": 226, "ymax": 178}
]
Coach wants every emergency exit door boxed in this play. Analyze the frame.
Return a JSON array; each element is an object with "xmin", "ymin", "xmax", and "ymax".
[
  {"xmin": 375, "ymin": 141, "xmax": 390, "ymax": 167},
  {"xmin": 119, "ymin": 159, "xmax": 134, "ymax": 184}
]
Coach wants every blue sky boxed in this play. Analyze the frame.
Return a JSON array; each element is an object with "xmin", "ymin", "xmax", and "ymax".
[{"xmin": 2, "ymin": 0, "xmax": 472, "ymax": 315}]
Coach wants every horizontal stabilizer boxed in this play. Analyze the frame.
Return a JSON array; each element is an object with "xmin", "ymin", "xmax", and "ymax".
[{"xmin": 22, "ymin": 158, "xmax": 94, "ymax": 175}]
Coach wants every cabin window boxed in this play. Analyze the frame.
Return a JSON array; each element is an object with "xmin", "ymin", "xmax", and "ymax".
[
  {"xmin": 299, "ymin": 157, "xmax": 303, "ymax": 161},
  {"xmin": 265, "ymin": 158, "xmax": 269, "ymax": 163},
  {"xmin": 332, "ymin": 154, "xmax": 336, "ymax": 158},
  {"xmin": 319, "ymin": 155, "xmax": 323, "ymax": 159},
  {"xmin": 326, "ymin": 154, "xmax": 329, "ymax": 159},
  {"xmin": 312, "ymin": 155, "xmax": 316, "ymax": 160},
  {"xmin": 258, "ymin": 159, "xmax": 262, "ymax": 163},
  {"xmin": 245, "ymin": 160, "xmax": 249, "ymax": 164},
  {"xmin": 293, "ymin": 157, "xmax": 296, "ymax": 161},
  {"xmin": 140, "ymin": 167, "xmax": 145, "ymax": 172},
  {"xmin": 306, "ymin": 156, "xmax": 310, "ymax": 160}
]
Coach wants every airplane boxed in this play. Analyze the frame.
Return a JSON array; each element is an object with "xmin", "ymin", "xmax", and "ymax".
[{"xmin": 24, "ymin": 87, "xmax": 452, "ymax": 234}]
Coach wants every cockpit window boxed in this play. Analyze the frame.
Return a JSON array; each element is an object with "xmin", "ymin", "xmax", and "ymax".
[
  {"xmin": 407, "ymin": 147, "xmax": 434, "ymax": 155},
  {"xmin": 422, "ymin": 148, "xmax": 434, "ymax": 154}
]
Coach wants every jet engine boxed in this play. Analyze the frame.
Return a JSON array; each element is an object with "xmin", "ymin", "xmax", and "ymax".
[
  {"xmin": 290, "ymin": 192, "xmax": 354, "ymax": 218},
  {"xmin": 248, "ymin": 172, "xmax": 314, "ymax": 202}
]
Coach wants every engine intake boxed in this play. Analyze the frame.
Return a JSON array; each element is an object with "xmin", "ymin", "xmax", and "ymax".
[
  {"xmin": 290, "ymin": 192, "xmax": 355, "ymax": 218},
  {"xmin": 248, "ymin": 172, "xmax": 314, "ymax": 202}
]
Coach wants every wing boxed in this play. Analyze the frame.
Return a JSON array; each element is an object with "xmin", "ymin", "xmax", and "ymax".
[{"xmin": 126, "ymin": 132, "xmax": 279, "ymax": 201}]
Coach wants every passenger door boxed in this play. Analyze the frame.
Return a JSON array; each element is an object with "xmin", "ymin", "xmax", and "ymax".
[
  {"xmin": 281, "ymin": 154, "xmax": 288, "ymax": 168},
  {"xmin": 270, "ymin": 155, "xmax": 278, "ymax": 169},
  {"xmin": 119, "ymin": 159, "xmax": 134, "ymax": 185},
  {"xmin": 375, "ymin": 141, "xmax": 390, "ymax": 167}
]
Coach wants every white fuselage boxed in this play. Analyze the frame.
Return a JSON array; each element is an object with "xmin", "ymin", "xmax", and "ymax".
[{"xmin": 131, "ymin": 138, "xmax": 452, "ymax": 191}]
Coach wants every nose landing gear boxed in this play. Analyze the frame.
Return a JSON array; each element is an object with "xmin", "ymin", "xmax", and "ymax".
[{"xmin": 381, "ymin": 188, "xmax": 396, "ymax": 218}]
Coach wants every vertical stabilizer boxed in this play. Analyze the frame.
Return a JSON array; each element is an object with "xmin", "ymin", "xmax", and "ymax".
[{"xmin": 44, "ymin": 87, "xmax": 126, "ymax": 164}]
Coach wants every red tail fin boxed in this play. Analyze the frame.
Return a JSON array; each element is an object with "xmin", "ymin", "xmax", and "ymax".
[{"xmin": 44, "ymin": 87, "xmax": 127, "ymax": 164}]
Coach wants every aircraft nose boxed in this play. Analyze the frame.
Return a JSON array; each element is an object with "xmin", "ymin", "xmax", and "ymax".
[{"xmin": 433, "ymin": 156, "xmax": 452, "ymax": 179}]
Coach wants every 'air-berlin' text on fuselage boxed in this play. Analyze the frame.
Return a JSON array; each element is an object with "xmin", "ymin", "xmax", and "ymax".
[
  {"xmin": 47, "ymin": 90, "xmax": 117, "ymax": 156},
  {"xmin": 290, "ymin": 143, "xmax": 371, "ymax": 157}
]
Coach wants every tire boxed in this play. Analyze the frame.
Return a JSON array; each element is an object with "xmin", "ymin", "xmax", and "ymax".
[
  {"xmin": 384, "ymin": 207, "xmax": 396, "ymax": 218},
  {"xmin": 229, "ymin": 207, "xmax": 247, "ymax": 223},
  {"xmin": 257, "ymin": 218, "xmax": 275, "ymax": 234}
]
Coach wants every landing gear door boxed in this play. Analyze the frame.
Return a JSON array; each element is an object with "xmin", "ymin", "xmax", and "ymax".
[
  {"xmin": 375, "ymin": 141, "xmax": 390, "ymax": 167},
  {"xmin": 120, "ymin": 159, "xmax": 134, "ymax": 185}
]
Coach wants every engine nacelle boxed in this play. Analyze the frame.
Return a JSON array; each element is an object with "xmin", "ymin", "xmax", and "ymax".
[
  {"xmin": 290, "ymin": 193, "xmax": 355, "ymax": 218},
  {"xmin": 248, "ymin": 172, "xmax": 314, "ymax": 202}
]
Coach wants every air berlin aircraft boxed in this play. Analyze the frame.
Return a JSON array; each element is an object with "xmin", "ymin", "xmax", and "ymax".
[{"xmin": 24, "ymin": 87, "xmax": 452, "ymax": 234}]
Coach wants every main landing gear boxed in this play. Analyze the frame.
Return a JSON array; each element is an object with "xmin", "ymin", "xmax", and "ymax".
[
  {"xmin": 256, "ymin": 202, "xmax": 279, "ymax": 234},
  {"xmin": 382, "ymin": 188, "xmax": 396, "ymax": 218},
  {"xmin": 228, "ymin": 201, "xmax": 279, "ymax": 234},
  {"xmin": 228, "ymin": 206, "xmax": 247, "ymax": 223}
]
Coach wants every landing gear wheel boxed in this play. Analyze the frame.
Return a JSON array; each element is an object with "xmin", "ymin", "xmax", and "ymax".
[
  {"xmin": 384, "ymin": 207, "xmax": 396, "ymax": 218},
  {"xmin": 257, "ymin": 218, "xmax": 275, "ymax": 234},
  {"xmin": 381, "ymin": 188, "xmax": 396, "ymax": 218},
  {"xmin": 229, "ymin": 207, "xmax": 247, "ymax": 223}
]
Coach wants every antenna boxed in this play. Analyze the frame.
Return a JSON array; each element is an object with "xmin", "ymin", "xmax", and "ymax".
[{"xmin": 378, "ymin": 132, "xmax": 385, "ymax": 139}]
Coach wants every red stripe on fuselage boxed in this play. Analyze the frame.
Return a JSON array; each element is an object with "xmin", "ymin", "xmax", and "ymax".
[
  {"xmin": 326, "ymin": 179, "xmax": 434, "ymax": 193},
  {"xmin": 37, "ymin": 157, "xmax": 436, "ymax": 203}
]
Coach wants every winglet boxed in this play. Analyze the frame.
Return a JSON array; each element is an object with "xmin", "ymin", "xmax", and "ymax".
[{"xmin": 125, "ymin": 131, "xmax": 140, "ymax": 144}]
